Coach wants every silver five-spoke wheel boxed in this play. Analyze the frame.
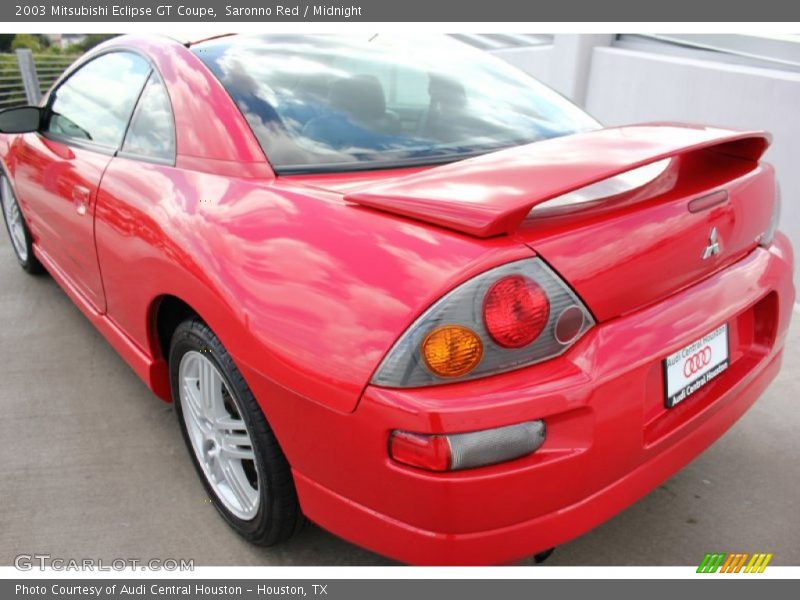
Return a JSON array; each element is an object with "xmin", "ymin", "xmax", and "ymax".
[
  {"xmin": 178, "ymin": 350, "xmax": 260, "ymax": 520},
  {"xmin": 1, "ymin": 175, "xmax": 28, "ymax": 262}
]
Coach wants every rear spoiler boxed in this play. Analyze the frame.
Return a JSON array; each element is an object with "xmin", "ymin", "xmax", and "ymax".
[{"xmin": 345, "ymin": 123, "xmax": 770, "ymax": 238}]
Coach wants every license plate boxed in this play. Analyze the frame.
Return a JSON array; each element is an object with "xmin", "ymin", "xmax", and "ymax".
[{"xmin": 663, "ymin": 323, "xmax": 729, "ymax": 408}]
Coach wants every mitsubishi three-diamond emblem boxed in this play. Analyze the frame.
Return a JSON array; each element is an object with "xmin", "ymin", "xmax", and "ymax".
[{"xmin": 702, "ymin": 227, "xmax": 721, "ymax": 260}]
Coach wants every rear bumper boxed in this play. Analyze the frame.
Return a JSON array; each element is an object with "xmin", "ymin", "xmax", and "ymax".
[
  {"xmin": 243, "ymin": 234, "xmax": 795, "ymax": 565},
  {"xmin": 295, "ymin": 350, "xmax": 783, "ymax": 565}
]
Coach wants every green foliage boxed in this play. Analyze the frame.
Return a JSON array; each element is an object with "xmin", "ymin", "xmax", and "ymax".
[
  {"xmin": 4, "ymin": 33, "xmax": 116, "ymax": 56},
  {"xmin": 10, "ymin": 34, "xmax": 42, "ymax": 52},
  {"xmin": 0, "ymin": 34, "xmax": 13, "ymax": 53},
  {"xmin": 0, "ymin": 33, "xmax": 114, "ymax": 109},
  {"xmin": 68, "ymin": 34, "xmax": 117, "ymax": 53}
]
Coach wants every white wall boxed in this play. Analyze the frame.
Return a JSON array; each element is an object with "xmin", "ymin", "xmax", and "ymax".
[
  {"xmin": 585, "ymin": 47, "xmax": 800, "ymax": 292},
  {"xmin": 491, "ymin": 37, "xmax": 800, "ymax": 296},
  {"xmin": 491, "ymin": 35, "xmax": 615, "ymax": 103},
  {"xmin": 491, "ymin": 45, "xmax": 555, "ymax": 88}
]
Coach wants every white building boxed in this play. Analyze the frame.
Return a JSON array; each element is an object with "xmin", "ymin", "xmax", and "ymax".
[{"xmin": 44, "ymin": 33, "xmax": 87, "ymax": 49}]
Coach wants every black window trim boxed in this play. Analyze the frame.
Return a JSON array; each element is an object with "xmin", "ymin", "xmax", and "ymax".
[
  {"xmin": 115, "ymin": 148, "xmax": 177, "ymax": 168},
  {"xmin": 40, "ymin": 130, "xmax": 119, "ymax": 157}
]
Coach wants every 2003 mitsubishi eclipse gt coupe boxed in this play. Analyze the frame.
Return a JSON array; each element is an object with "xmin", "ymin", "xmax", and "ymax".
[{"xmin": 0, "ymin": 34, "xmax": 794, "ymax": 565}]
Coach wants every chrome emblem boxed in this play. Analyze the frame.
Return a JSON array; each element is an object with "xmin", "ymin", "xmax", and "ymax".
[{"xmin": 702, "ymin": 227, "xmax": 721, "ymax": 260}]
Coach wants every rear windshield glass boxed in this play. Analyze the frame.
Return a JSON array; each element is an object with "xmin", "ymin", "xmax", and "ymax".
[{"xmin": 192, "ymin": 34, "xmax": 600, "ymax": 173}]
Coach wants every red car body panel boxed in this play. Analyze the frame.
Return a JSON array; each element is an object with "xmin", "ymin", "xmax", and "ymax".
[
  {"xmin": 252, "ymin": 235, "xmax": 793, "ymax": 565},
  {"xmin": 518, "ymin": 159, "xmax": 778, "ymax": 322},
  {"xmin": 12, "ymin": 135, "xmax": 110, "ymax": 310},
  {"xmin": 92, "ymin": 155, "xmax": 527, "ymax": 413},
  {"xmin": 0, "ymin": 34, "xmax": 794, "ymax": 565}
]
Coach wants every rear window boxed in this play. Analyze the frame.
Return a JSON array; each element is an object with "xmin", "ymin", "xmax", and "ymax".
[{"xmin": 192, "ymin": 34, "xmax": 599, "ymax": 173}]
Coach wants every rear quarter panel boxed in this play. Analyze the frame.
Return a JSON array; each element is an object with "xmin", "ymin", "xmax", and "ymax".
[
  {"xmin": 94, "ymin": 156, "xmax": 530, "ymax": 414},
  {"xmin": 83, "ymin": 35, "xmax": 525, "ymax": 414}
]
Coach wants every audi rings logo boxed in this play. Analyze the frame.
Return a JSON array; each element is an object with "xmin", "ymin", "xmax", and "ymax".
[{"xmin": 684, "ymin": 346, "xmax": 712, "ymax": 377}]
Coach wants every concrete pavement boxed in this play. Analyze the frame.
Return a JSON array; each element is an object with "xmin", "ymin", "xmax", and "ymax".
[{"xmin": 1, "ymin": 242, "xmax": 798, "ymax": 566}]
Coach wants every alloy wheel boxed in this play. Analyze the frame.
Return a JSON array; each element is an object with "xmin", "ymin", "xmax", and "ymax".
[{"xmin": 178, "ymin": 350, "xmax": 260, "ymax": 520}]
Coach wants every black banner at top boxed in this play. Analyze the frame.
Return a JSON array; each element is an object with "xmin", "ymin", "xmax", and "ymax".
[{"xmin": 4, "ymin": 0, "xmax": 800, "ymax": 22}]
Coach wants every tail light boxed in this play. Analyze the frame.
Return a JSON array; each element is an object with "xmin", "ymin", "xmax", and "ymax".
[
  {"xmin": 483, "ymin": 275, "xmax": 549, "ymax": 348},
  {"xmin": 760, "ymin": 182, "xmax": 781, "ymax": 247},
  {"xmin": 421, "ymin": 325, "xmax": 483, "ymax": 378},
  {"xmin": 389, "ymin": 431, "xmax": 451, "ymax": 471},
  {"xmin": 371, "ymin": 258, "xmax": 594, "ymax": 387},
  {"xmin": 389, "ymin": 420, "xmax": 546, "ymax": 472}
]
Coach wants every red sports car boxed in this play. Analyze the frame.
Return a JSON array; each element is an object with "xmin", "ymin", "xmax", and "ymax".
[{"xmin": 0, "ymin": 34, "xmax": 794, "ymax": 565}]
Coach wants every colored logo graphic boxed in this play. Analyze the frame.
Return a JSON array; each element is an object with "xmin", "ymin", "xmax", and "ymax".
[
  {"xmin": 684, "ymin": 346, "xmax": 712, "ymax": 377},
  {"xmin": 697, "ymin": 552, "xmax": 773, "ymax": 573}
]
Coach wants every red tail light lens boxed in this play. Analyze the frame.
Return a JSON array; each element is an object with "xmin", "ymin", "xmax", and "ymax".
[
  {"xmin": 389, "ymin": 431, "xmax": 451, "ymax": 471},
  {"xmin": 483, "ymin": 275, "xmax": 550, "ymax": 348},
  {"xmin": 390, "ymin": 421, "xmax": 547, "ymax": 472}
]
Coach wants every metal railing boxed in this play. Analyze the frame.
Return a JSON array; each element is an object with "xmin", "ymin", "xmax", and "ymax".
[
  {"xmin": 0, "ymin": 53, "xmax": 27, "ymax": 109},
  {"xmin": 0, "ymin": 50, "xmax": 78, "ymax": 110}
]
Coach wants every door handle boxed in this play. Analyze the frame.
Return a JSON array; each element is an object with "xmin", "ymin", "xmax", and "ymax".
[{"xmin": 72, "ymin": 185, "xmax": 90, "ymax": 216}]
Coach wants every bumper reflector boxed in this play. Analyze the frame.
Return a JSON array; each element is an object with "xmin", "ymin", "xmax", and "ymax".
[{"xmin": 389, "ymin": 420, "xmax": 546, "ymax": 472}]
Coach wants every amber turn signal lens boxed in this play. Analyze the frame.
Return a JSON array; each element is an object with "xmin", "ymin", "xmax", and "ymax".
[{"xmin": 421, "ymin": 325, "xmax": 483, "ymax": 378}]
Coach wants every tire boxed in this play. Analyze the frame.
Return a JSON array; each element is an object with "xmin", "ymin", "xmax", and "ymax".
[
  {"xmin": 169, "ymin": 318, "xmax": 302, "ymax": 545},
  {"xmin": 1, "ymin": 173, "xmax": 43, "ymax": 274}
]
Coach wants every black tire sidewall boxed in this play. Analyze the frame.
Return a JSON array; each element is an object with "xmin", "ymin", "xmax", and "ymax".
[
  {"xmin": 1, "ymin": 175, "xmax": 41, "ymax": 274},
  {"xmin": 169, "ymin": 321, "xmax": 277, "ymax": 541}
]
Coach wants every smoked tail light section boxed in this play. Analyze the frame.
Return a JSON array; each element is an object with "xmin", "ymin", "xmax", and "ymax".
[
  {"xmin": 759, "ymin": 182, "xmax": 781, "ymax": 248},
  {"xmin": 371, "ymin": 258, "xmax": 594, "ymax": 388},
  {"xmin": 390, "ymin": 420, "xmax": 546, "ymax": 472}
]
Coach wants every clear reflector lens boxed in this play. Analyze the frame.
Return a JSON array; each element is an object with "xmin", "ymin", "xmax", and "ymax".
[{"xmin": 554, "ymin": 305, "xmax": 585, "ymax": 345}]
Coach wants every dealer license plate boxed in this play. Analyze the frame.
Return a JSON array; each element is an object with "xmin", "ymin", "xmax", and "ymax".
[{"xmin": 663, "ymin": 323, "xmax": 729, "ymax": 408}]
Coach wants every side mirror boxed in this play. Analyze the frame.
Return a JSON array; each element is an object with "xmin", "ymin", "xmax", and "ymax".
[{"xmin": 0, "ymin": 106, "xmax": 41, "ymax": 134}]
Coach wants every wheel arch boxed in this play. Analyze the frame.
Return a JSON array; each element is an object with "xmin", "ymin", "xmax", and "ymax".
[
  {"xmin": 144, "ymin": 293, "xmax": 204, "ymax": 403},
  {"xmin": 151, "ymin": 294, "xmax": 201, "ymax": 363},
  {"xmin": 146, "ymin": 293, "xmax": 260, "ymax": 411}
]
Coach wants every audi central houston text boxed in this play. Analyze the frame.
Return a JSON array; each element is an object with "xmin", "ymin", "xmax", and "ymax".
[
  {"xmin": 15, "ymin": 585, "xmax": 257, "ymax": 596},
  {"xmin": 0, "ymin": 34, "xmax": 793, "ymax": 564}
]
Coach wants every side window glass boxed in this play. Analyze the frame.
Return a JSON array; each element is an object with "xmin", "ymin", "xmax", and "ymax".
[
  {"xmin": 121, "ymin": 74, "xmax": 176, "ymax": 162},
  {"xmin": 46, "ymin": 52, "xmax": 150, "ymax": 148}
]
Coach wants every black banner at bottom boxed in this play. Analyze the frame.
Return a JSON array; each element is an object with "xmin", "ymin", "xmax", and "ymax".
[{"xmin": 3, "ymin": 579, "xmax": 796, "ymax": 600}]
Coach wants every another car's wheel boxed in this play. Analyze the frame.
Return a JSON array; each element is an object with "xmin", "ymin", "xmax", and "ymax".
[
  {"xmin": 169, "ymin": 318, "xmax": 302, "ymax": 545},
  {"xmin": 1, "ymin": 173, "xmax": 43, "ymax": 274}
]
